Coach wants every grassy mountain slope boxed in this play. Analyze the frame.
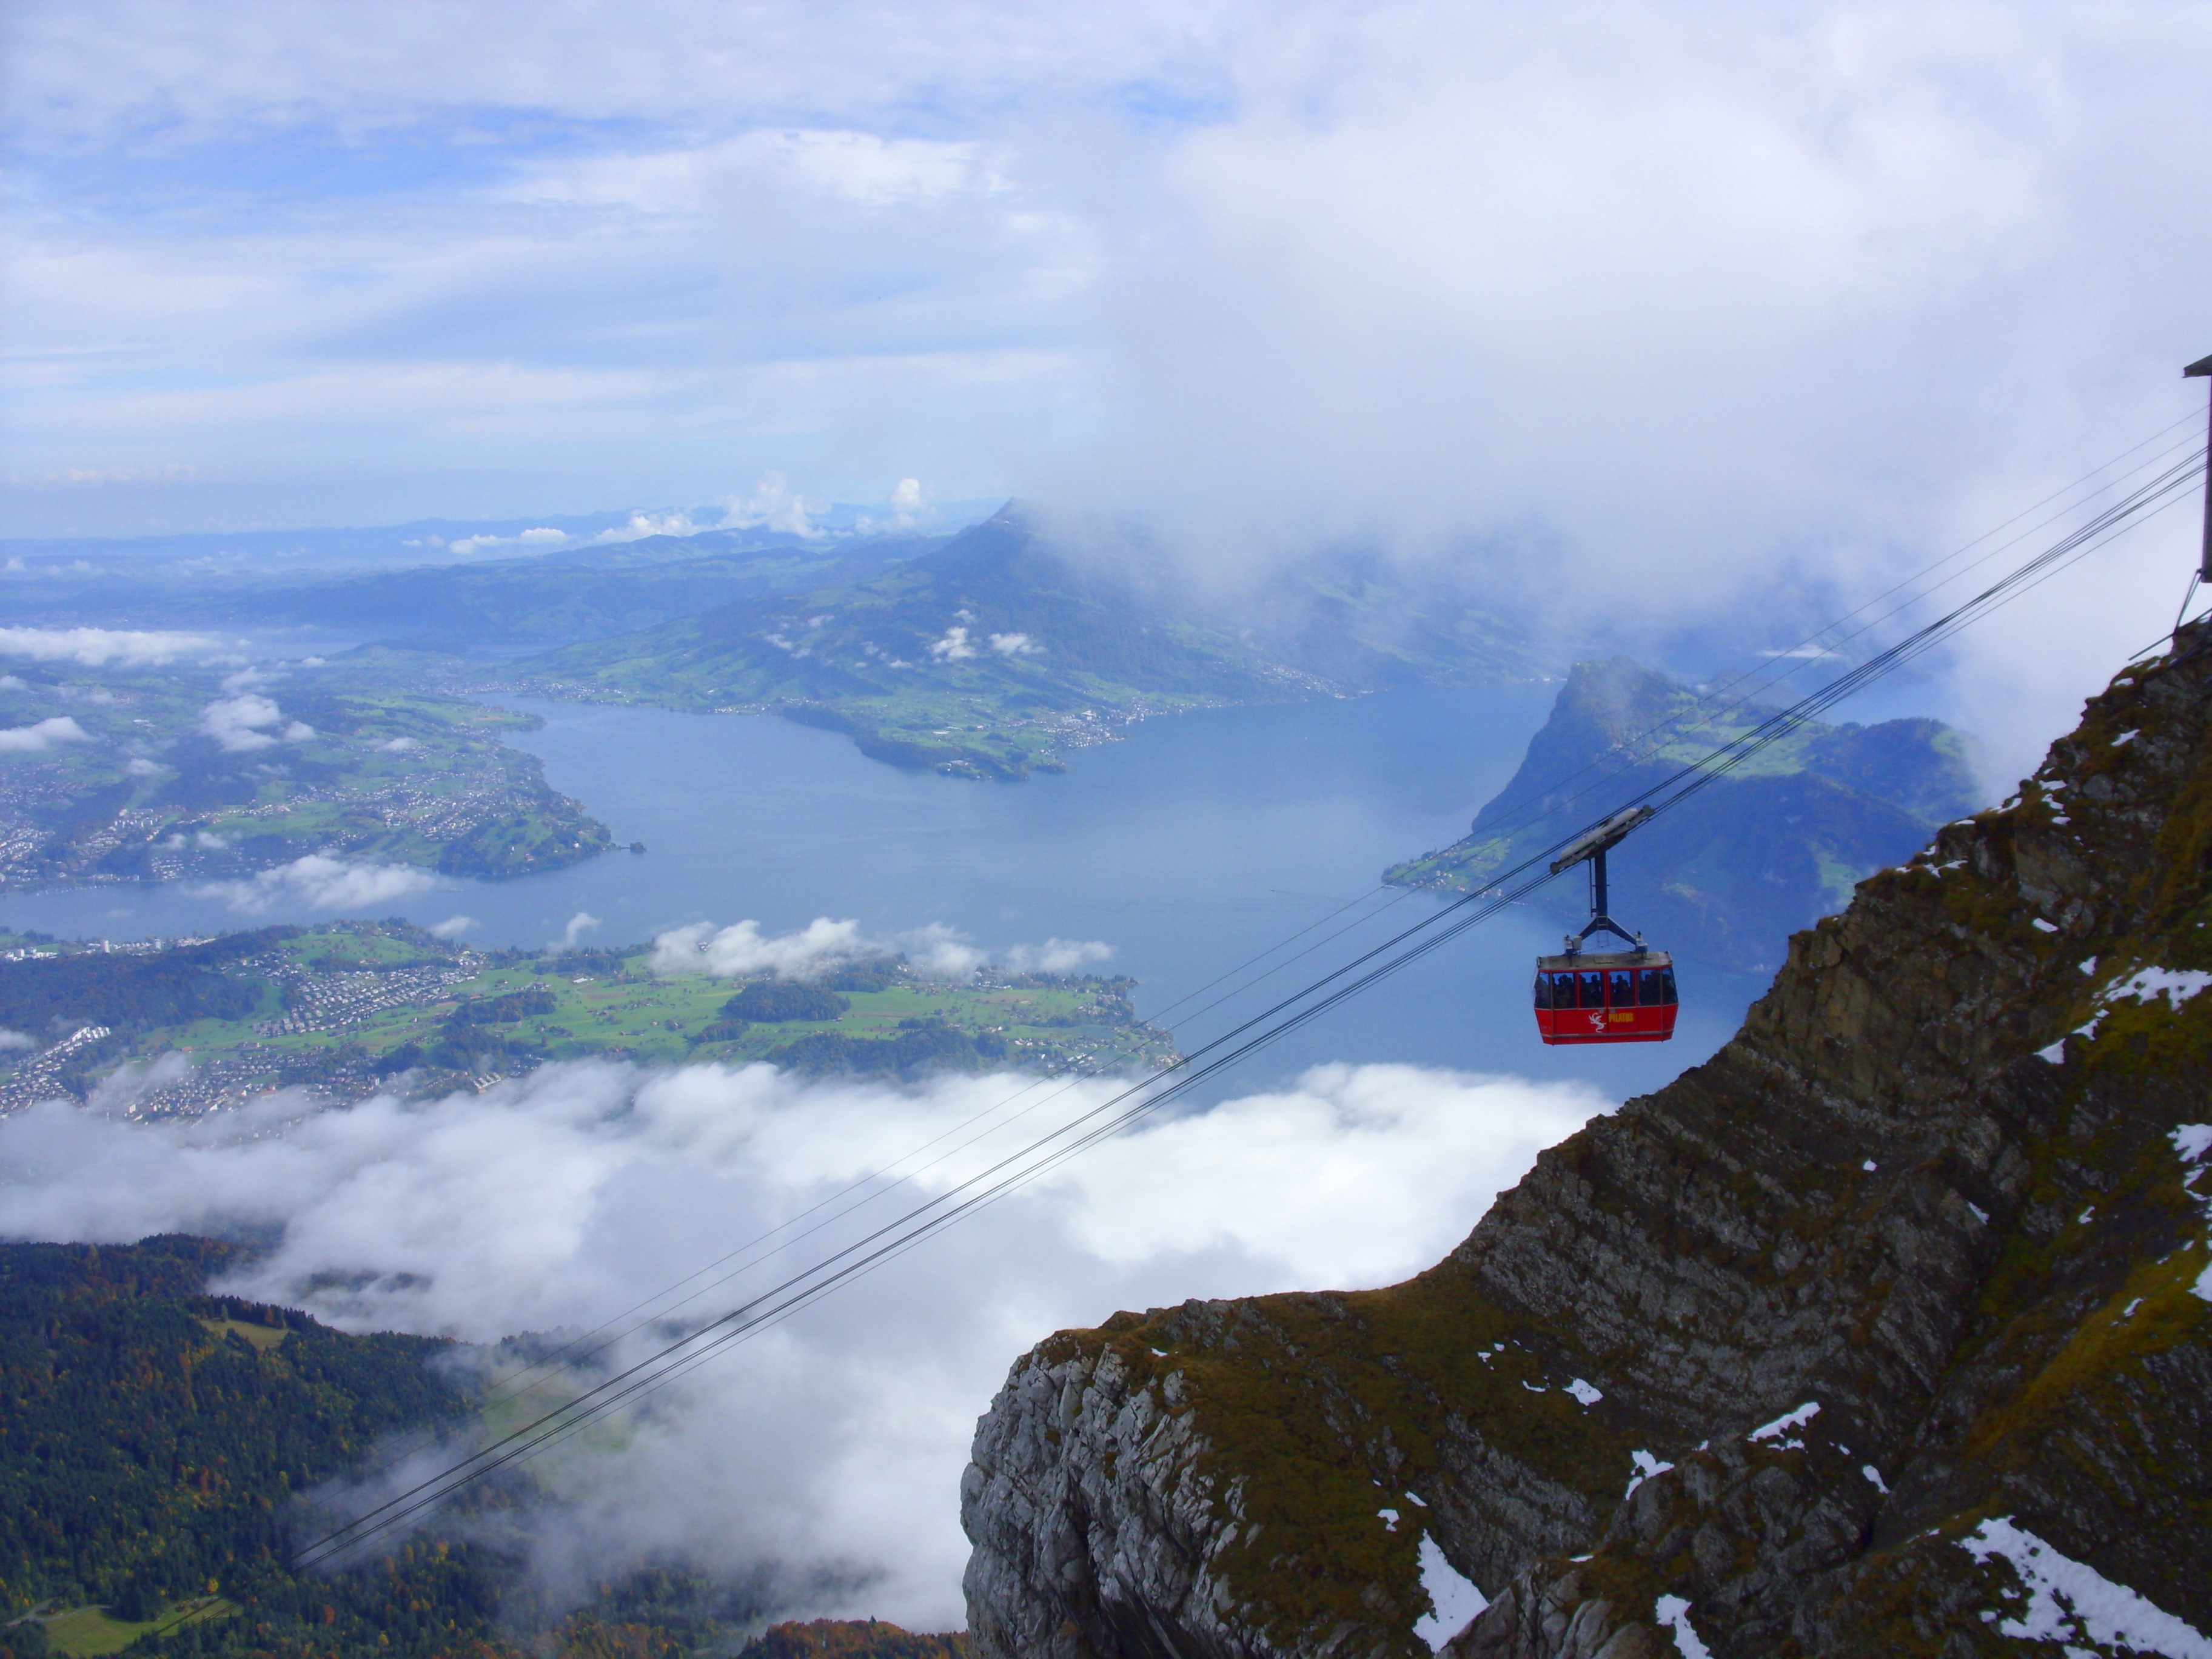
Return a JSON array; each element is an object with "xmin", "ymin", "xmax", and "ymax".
[
  {"xmin": 515, "ymin": 507, "xmax": 1543, "ymax": 780},
  {"xmin": 1386, "ymin": 656, "xmax": 1982, "ymax": 970}
]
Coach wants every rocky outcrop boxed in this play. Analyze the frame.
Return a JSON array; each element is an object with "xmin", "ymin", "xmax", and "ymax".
[{"xmin": 963, "ymin": 623, "xmax": 2212, "ymax": 1658}]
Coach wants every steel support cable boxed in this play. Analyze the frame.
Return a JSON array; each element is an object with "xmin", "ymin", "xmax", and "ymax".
[
  {"xmin": 390, "ymin": 872, "xmax": 1426, "ymax": 1452},
  {"xmin": 1419, "ymin": 421, "xmax": 2212, "ymax": 866},
  {"xmin": 1004, "ymin": 412, "xmax": 2212, "ymax": 1048},
  {"xmin": 363, "ymin": 862, "xmax": 1576, "ymax": 1511},
  {"xmin": 425, "ymin": 868, "xmax": 1437, "ymax": 1426},
  {"xmin": 1124, "ymin": 437, "xmax": 2195, "ymax": 1055},
  {"xmin": 475, "ymin": 425, "xmax": 2212, "ymax": 1416},
  {"xmin": 296, "ymin": 819, "xmax": 1612, "ymax": 1570},
  {"xmin": 364, "ymin": 1030, "xmax": 1155, "ymax": 1451},
  {"xmin": 297, "ymin": 442, "xmax": 2209, "ymax": 1574},
  {"xmin": 1127, "ymin": 431, "xmax": 2193, "ymax": 1045},
  {"xmin": 296, "ymin": 857, "xmax": 1571, "ymax": 1574},
  {"xmin": 1511, "ymin": 450, "xmax": 2210, "ymax": 849},
  {"xmin": 478, "ymin": 871, "xmax": 1427, "ymax": 1409},
  {"xmin": 1637, "ymin": 455, "xmax": 2206, "ymax": 829}
]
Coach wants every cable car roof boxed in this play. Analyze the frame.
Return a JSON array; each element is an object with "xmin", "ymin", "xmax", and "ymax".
[
  {"xmin": 1547, "ymin": 804, "xmax": 1655, "ymax": 874},
  {"xmin": 1536, "ymin": 948, "xmax": 1672, "ymax": 971}
]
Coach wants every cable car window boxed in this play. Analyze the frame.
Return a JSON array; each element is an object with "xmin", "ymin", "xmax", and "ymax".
[
  {"xmin": 1607, "ymin": 970, "xmax": 1635, "ymax": 1006},
  {"xmin": 1533, "ymin": 974, "xmax": 1553, "ymax": 1010},
  {"xmin": 1577, "ymin": 971, "xmax": 1605, "ymax": 1009},
  {"xmin": 1638, "ymin": 966, "xmax": 1677, "ymax": 1006}
]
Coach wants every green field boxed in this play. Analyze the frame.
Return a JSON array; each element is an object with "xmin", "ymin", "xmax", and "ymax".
[
  {"xmin": 38, "ymin": 1598, "xmax": 232, "ymax": 1656},
  {"xmin": 0, "ymin": 922, "xmax": 1181, "ymax": 1116}
]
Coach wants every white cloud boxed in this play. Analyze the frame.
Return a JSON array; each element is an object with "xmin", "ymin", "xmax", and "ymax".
[
  {"xmin": 512, "ymin": 129, "xmax": 1002, "ymax": 219},
  {"xmin": 0, "ymin": 675, "xmax": 25, "ymax": 690},
  {"xmin": 198, "ymin": 693, "xmax": 313, "ymax": 751},
  {"xmin": 649, "ymin": 917, "xmax": 873, "ymax": 980},
  {"xmin": 0, "ymin": 1056, "xmax": 1601, "ymax": 1627},
  {"xmin": 647, "ymin": 917, "xmax": 1106, "ymax": 984},
  {"xmin": 894, "ymin": 922, "xmax": 988, "ymax": 980},
  {"xmin": 451, "ymin": 526, "xmax": 570, "ymax": 557},
  {"xmin": 4, "ymin": 5, "xmax": 2208, "ymax": 804},
  {"xmin": 720, "ymin": 472, "xmax": 823, "ymax": 538},
  {"xmin": 987, "ymin": 632, "xmax": 1041, "ymax": 657},
  {"xmin": 87, "ymin": 1051, "xmax": 198, "ymax": 1118},
  {"xmin": 124, "ymin": 756, "xmax": 164, "ymax": 776},
  {"xmin": 927, "ymin": 626, "xmax": 977, "ymax": 662},
  {"xmin": 430, "ymin": 915, "xmax": 478, "ymax": 939},
  {"xmin": 375, "ymin": 736, "xmax": 418, "ymax": 752},
  {"xmin": 557, "ymin": 911, "xmax": 602, "ymax": 950},
  {"xmin": 0, "ymin": 628, "xmax": 220, "ymax": 666},
  {"xmin": 1002, "ymin": 938, "xmax": 1112, "ymax": 974},
  {"xmin": 191, "ymin": 853, "xmax": 441, "ymax": 913},
  {"xmin": 593, "ymin": 509, "xmax": 709, "ymax": 543},
  {"xmin": 0, "ymin": 1030, "xmax": 36, "ymax": 1052},
  {"xmin": 0, "ymin": 716, "xmax": 90, "ymax": 752}
]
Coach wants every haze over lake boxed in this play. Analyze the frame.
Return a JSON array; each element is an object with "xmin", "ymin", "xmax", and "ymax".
[{"xmin": 1, "ymin": 683, "xmax": 1765, "ymax": 1101}]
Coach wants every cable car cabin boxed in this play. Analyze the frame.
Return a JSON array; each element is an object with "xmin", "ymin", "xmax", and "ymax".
[{"xmin": 1533, "ymin": 950, "xmax": 1678, "ymax": 1045}]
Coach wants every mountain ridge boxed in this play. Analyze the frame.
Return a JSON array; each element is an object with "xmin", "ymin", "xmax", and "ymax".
[{"xmin": 511, "ymin": 506, "xmax": 1546, "ymax": 780}]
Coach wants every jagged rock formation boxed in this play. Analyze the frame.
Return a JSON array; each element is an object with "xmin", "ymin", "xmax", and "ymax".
[{"xmin": 962, "ymin": 623, "xmax": 2212, "ymax": 1658}]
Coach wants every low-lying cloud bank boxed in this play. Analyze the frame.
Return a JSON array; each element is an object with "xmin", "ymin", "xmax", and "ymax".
[
  {"xmin": 0, "ymin": 715, "xmax": 90, "ymax": 752},
  {"xmin": 0, "ymin": 1056, "xmax": 1602, "ymax": 1627},
  {"xmin": 0, "ymin": 626, "xmax": 225, "ymax": 666},
  {"xmin": 198, "ymin": 692, "xmax": 314, "ymax": 752},
  {"xmin": 192, "ymin": 853, "xmax": 443, "ymax": 913},
  {"xmin": 651, "ymin": 916, "xmax": 1113, "ymax": 981}
]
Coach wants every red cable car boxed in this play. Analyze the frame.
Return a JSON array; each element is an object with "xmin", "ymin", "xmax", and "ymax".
[{"xmin": 1533, "ymin": 806, "xmax": 1679, "ymax": 1046}]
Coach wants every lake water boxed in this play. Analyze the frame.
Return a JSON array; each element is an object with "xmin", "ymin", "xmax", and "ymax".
[{"xmin": 2, "ymin": 685, "xmax": 1772, "ymax": 1103}]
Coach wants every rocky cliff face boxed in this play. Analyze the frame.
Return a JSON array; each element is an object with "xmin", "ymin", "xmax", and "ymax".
[{"xmin": 963, "ymin": 623, "xmax": 2212, "ymax": 1659}]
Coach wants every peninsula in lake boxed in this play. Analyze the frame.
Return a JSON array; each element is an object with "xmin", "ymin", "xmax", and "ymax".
[{"xmin": 1387, "ymin": 656, "xmax": 1983, "ymax": 971}]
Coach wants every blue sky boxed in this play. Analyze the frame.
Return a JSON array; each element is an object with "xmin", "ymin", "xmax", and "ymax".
[
  {"xmin": 5, "ymin": 0, "xmax": 2212, "ymax": 763},
  {"xmin": 2, "ymin": 2, "xmax": 1242, "ymax": 535}
]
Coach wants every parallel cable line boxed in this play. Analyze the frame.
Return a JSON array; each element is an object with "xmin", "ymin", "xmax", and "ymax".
[
  {"xmin": 291, "ymin": 440, "xmax": 2207, "ymax": 1577},
  {"xmin": 1419, "ymin": 418, "xmax": 2210, "ymax": 865}
]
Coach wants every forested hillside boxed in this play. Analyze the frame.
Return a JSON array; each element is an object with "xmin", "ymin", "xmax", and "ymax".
[
  {"xmin": 0, "ymin": 1236, "xmax": 504, "ymax": 1658},
  {"xmin": 0, "ymin": 1240, "xmax": 977, "ymax": 1659}
]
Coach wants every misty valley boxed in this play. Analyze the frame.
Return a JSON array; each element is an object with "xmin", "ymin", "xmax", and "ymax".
[{"xmin": 7, "ymin": 13, "xmax": 2212, "ymax": 1653}]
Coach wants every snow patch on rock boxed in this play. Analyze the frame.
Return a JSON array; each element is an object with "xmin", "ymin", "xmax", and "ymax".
[{"xmin": 1959, "ymin": 1517, "xmax": 2212, "ymax": 1657}]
